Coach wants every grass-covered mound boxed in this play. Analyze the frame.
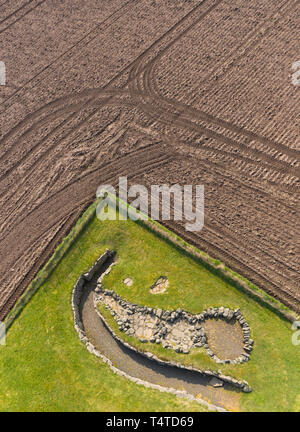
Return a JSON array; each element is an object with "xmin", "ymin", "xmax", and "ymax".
[{"xmin": 0, "ymin": 206, "xmax": 299, "ymax": 411}]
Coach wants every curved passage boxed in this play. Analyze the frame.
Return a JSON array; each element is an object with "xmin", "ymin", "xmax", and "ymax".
[
  {"xmin": 75, "ymin": 251, "xmax": 248, "ymax": 411},
  {"xmin": 80, "ymin": 283, "xmax": 238, "ymax": 411}
]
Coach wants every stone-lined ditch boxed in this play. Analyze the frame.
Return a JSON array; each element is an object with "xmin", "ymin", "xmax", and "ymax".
[{"xmin": 72, "ymin": 250, "xmax": 253, "ymax": 411}]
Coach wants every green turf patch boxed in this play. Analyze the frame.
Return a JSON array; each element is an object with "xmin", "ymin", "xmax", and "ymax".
[{"xmin": 0, "ymin": 204, "xmax": 299, "ymax": 412}]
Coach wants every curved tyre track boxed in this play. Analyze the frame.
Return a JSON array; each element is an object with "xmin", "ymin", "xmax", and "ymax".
[
  {"xmin": 0, "ymin": 1, "xmax": 299, "ymax": 321},
  {"xmin": 1, "ymin": 89, "xmax": 299, "ymax": 315},
  {"xmin": 0, "ymin": 146, "xmax": 175, "ymax": 316}
]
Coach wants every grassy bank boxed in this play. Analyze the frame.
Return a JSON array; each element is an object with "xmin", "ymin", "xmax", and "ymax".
[{"xmin": 0, "ymin": 204, "xmax": 299, "ymax": 411}]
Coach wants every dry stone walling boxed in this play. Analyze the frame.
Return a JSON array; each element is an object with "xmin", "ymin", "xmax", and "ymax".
[
  {"xmin": 73, "ymin": 249, "xmax": 253, "ymax": 394},
  {"xmin": 95, "ymin": 273, "xmax": 254, "ymax": 366}
]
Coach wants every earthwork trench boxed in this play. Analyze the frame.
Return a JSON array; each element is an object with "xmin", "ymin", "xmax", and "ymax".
[{"xmin": 79, "ymin": 257, "xmax": 245, "ymax": 411}]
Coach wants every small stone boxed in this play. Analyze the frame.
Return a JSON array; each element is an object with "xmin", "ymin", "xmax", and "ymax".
[
  {"xmin": 123, "ymin": 278, "xmax": 133, "ymax": 287},
  {"xmin": 150, "ymin": 276, "xmax": 169, "ymax": 294},
  {"xmin": 219, "ymin": 307, "xmax": 224, "ymax": 315},
  {"xmin": 209, "ymin": 377, "xmax": 224, "ymax": 388}
]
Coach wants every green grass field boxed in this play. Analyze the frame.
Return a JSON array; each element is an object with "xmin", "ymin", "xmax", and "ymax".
[{"xmin": 0, "ymin": 207, "xmax": 299, "ymax": 412}]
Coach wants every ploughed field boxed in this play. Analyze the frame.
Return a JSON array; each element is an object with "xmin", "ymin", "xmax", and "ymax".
[{"xmin": 0, "ymin": 0, "xmax": 299, "ymax": 319}]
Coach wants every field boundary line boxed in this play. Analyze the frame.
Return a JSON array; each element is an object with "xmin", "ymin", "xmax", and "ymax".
[
  {"xmin": 1, "ymin": 150, "xmax": 173, "ymax": 319},
  {"xmin": 4, "ymin": 195, "xmax": 299, "ymax": 331},
  {"xmin": 113, "ymin": 195, "xmax": 299, "ymax": 323},
  {"xmin": 3, "ymin": 200, "xmax": 99, "ymax": 329},
  {"xmin": 140, "ymin": 218, "xmax": 299, "ymax": 323}
]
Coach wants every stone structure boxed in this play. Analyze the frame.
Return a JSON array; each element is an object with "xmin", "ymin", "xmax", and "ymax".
[
  {"xmin": 72, "ymin": 249, "xmax": 252, "ymax": 399},
  {"xmin": 95, "ymin": 287, "xmax": 253, "ymax": 365}
]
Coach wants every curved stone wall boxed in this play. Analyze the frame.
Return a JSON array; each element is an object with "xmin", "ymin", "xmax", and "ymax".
[
  {"xmin": 95, "ymin": 287, "xmax": 253, "ymax": 365},
  {"xmin": 72, "ymin": 249, "xmax": 252, "ymax": 401},
  {"xmin": 71, "ymin": 250, "xmax": 228, "ymax": 412}
]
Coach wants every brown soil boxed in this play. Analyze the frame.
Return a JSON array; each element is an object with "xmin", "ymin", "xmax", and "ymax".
[{"xmin": 0, "ymin": 0, "xmax": 299, "ymax": 319}]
